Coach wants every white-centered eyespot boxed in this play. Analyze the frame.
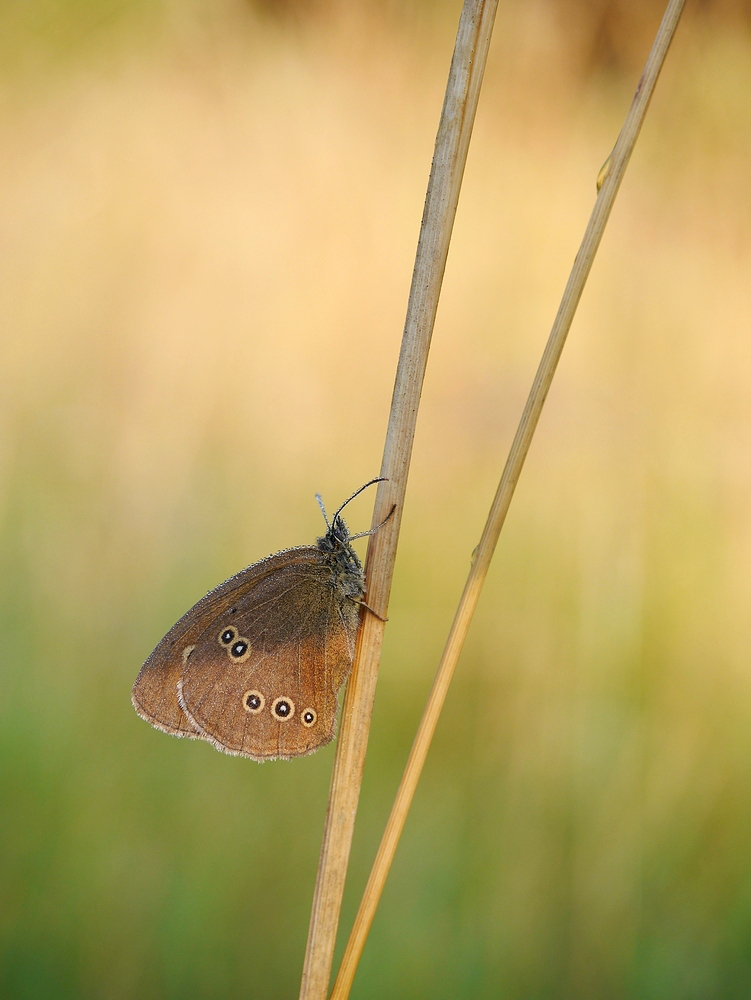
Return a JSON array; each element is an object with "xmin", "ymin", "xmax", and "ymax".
[
  {"xmin": 271, "ymin": 696, "xmax": 295, "ymax": 721},
  {"xmin": 301, "ymin": 708, "xmax": 317, "ymax": 728},
  {"xmin": 218, "ymin": 626, "xmax": 238, "ymax": 646},
  {"xmin": 227, "ymin": 637, "xmax": 251, "ymax": 662},
  {"xmin": 243, "ymin": 690, "xmax": 265, "ymax": 714}
]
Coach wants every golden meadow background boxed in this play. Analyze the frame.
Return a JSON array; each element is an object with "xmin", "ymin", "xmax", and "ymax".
[{"xmin": 2, "ymin": 1, "xmax": 751, "ymax": 997}]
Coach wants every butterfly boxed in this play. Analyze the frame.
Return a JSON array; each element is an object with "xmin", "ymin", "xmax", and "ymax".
[{"xmin": 132, "ymin": 479, "xmax": 389, "ymax": 760}]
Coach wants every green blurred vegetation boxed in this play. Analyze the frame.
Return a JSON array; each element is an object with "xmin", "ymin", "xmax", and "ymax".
[{"xmin": 2, "ymin": 2, "xmax": 751, "ymax": 998}]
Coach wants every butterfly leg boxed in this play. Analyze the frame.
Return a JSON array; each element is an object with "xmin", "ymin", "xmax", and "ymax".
[{"xmin": 354, "ymin": 599, "xmax": 388, "ymax": 622}]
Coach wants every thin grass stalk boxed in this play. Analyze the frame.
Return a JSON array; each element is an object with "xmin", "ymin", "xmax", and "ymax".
[
  {"xmin": 329, "ymin": 2, "xmax": 687, "ymax": 995},
  {"xmin": 297, "ymin": 3, "xmax": 500, "ymax": 998}
]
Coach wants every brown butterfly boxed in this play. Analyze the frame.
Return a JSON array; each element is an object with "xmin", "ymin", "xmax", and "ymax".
[{"xmin": 132, "ymin": 480, "xmax": 389, "ymax": 761}]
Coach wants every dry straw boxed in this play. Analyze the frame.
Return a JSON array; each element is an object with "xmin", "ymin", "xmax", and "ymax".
[
  {"xmin": 330, "ymin": 0, "xmax": 687, "ymax": 995},
  {"xmin": 302, "ymin": 0, "xmax": 686, "ymax": 997}
]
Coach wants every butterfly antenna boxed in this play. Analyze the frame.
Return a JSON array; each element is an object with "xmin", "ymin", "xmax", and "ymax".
[
  {"xmin": 349, "ymin": 503, "xmax": 396, "ymax": 541},
  {"xmin": 331, "ymin": 477, "xmax": 388, "ymax": 525},
  {"xmin": 315, "ymin": 493, "xmax": 331, "ymax": 529}
]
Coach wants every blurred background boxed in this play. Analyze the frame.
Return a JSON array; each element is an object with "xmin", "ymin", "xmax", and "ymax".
[{"xmin": 2, "ymin": 1, "xmax": 751, "ymax": 997}]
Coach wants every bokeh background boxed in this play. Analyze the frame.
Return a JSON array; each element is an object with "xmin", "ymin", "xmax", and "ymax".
[{"xmin": 2, "ymin": 1, "xmax": 751, "ymax": 997}]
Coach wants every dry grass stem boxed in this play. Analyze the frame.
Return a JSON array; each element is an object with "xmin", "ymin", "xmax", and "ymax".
[
  {"xmin": 329, "ymin": 1, "xmax": 687, "ymax": 995},
  {"xmin": 297, "ymin": 2, "xmax": 500, "ymax": 998}
]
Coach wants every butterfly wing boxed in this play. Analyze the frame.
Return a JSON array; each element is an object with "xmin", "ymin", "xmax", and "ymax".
[
  {"xmin": 132, "ymin": 546, "xmax": 360, "ymax": 759},
  {"xmin": 132, "ymin": 547, "xmax": 318, "ymax": 742}
]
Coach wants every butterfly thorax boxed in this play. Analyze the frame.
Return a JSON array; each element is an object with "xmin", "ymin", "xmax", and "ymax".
[{"xmin": 316, "ymin": 515, "xmax": 365, "ymax": 600}]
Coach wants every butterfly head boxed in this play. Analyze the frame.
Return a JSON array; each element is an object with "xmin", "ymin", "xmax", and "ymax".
[
  {"xmin": 331, "ymin": 513, "xmax": 351, "ymax": 545},
  {"xmin": 317, "ymin": 513, "xmax": 356, "ymax": 558}
]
